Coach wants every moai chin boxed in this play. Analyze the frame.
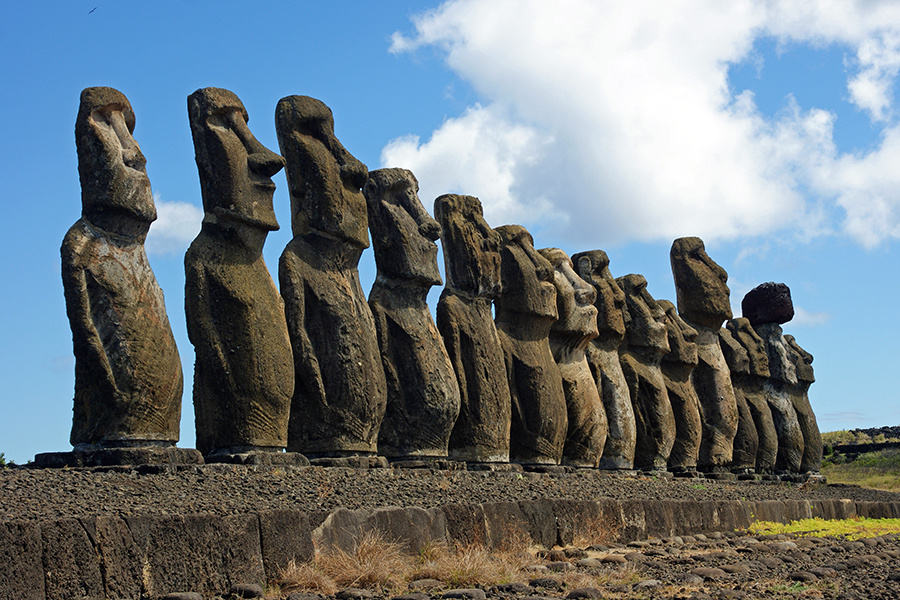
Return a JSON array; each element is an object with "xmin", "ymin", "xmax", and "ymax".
[
  {"xmin": 658, "ymin": 299, "xmax": 702, "ymax": 472},
  {"xmin": 718, "ymin": 326, "xmax": 761, "ymax": 474},
  {"xmin": 784, "ymin": 334, "xmax": 823, "ymax": 473},
  {"xmin": 63, "ymin": 86, "xmax": 183, "ymax": 449},
  {"xmin": 670, "ymin": 237, "xmax": 738, "ymax": 473},
  {"xmin": 435, "ymin": 194, "xmax": 511, "ymax": 463},
  {"xmin": 364, "ymin": 168, "xmax": 461, "ymax": 459},
  {"xmin": 276, "ymin": 95, "xmax": 387, "ymax": 457},
  {"xmin": 185, "ymin": 87, "xmax": 294, "ymax": 456},
  {"xmin": 726, "ymin": 317, "xmax": 778, "ymax": 473},
  {"xmin": 495, "ymin": 225, "xmax": 567, "ymax": 465},
  {"xmin": 540, "ymin": 248, "xmax": 607, "ymax": 468},
  {"xmin": 617, "ymin": 274, "xmax": 675, "ymax": 471},
  {"xmin": 572, "ymin": 250, "xmax": 636, "ymax": 469}
]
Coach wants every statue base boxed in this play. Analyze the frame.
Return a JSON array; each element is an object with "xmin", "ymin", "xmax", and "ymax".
[{"xmin": 33, "ymin": 446, "xmax": 203, "ymax": 468}]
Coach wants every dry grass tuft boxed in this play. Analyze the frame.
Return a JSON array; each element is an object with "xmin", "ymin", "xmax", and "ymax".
[
  {"xmin": 572, "ymin": 514, "xmax": 618, "ymax": 548},
  {"xmin": 412, "ymin": 530, "xmax": 537, "ymax": 589},
  {"xmin": 277, "ymin": 559, "xmax": 339, "ymax": 596}
]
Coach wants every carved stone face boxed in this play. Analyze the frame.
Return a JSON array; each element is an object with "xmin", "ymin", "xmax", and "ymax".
[
  {"xmin": 572, "ymin": 250, "xmax": 626, "ymax": 341},
  {"xmin": 495, "ymin": 225, "xmax": 557, "ymax": 320},
  {"xmin": 726, "ymin": 317, "xmax": 770, "ymax": 377},
  {"xmin": 275, "ymin": 95, "xmax": 369, "ymax": 248},
  {"xmin": 784, "ymin": 334, "xmax": 815, "ymax": 383},
  {"xmin": 539, "ymin": 248, "xmax": 598, "ymax": 339},
  {"xmin": 76, "ymin": 87, "xmax": 156, "ymax": 227},
  {"xmin": 658, "ymin": 299, "xmax": 698, "ymax": 366},
  {"xmin": 616, "ymin": 274, "xmax": 669, "ymax": 353},
  {"xmin": 718, "ymin": 326, "xmax": 749, "ymax": 375},
  {"xmin": 188, "ymin": 88, "xmax": 285, "ymax": 231},
  {"xmin": 670, "ymin": 237, "xmax": 732, "ymax": 329},
  {"xmin": 364, "ymin": 168, "xmax": 442, "ymax": 286},
  {"xmin": 434, "ymin": 194, "xmax": 502, "ymax": 299}
]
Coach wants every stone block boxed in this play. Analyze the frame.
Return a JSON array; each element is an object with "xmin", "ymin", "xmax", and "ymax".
[
  {"xmin": 517, "ymin": 499, "xmax": 559, "ymax": 548},
  {"xmin": 481, "ymin": 501, "xmax": 529, "ymax": 549},
  {"xmin": 41, "ymin": 518, "xmax": 104, "ymax": 600},
  {"xmin": 258, "ymin": 510, "xmax": 314, "ymax": 580},
  {"xmin": 440, "ymin": 503, "xmax": 488, "ymax": 548},
  {"xmin": 126, "ymin": 513, "xmax": 264, "ymax": 598},
  {"xmin": 0, "ymin": 520, "xmax": 44, "ymax": 600},
  {"xmin": 83, "ymin": 515, "xmax": 143, "ymax": 600},
  {"xmin": 313, "ymin": 506, "xmax": 447, "ymax": 555}
]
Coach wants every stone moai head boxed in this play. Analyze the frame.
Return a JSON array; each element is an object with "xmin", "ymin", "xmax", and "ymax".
[
  {"xmin": 571, "ymin": 250, "xmax": 627, "ymax": 342},
  {"xmin": 539, "ymin": 248, "xmax": 598, "ymax": 341},
  {"xmin": 495, "ymin": 225, "xmax": 557, "ymax": 320},
  {"xmin": 434, "ymin": 194, "xmax": 502, "ymax": 299},
  {"xmin": 188, "ymin": 87, "xmax": 285, "ymax": 231},
  {"xmin": 742, "ymin": 282, "xmax": 794, "ymax": 327},
  {"xmin": 784, "ymin": 335, "xmax": 815, "ymax": 383},
  {"xmin": 617, "ymin": 274, "xmax": 669, "ymax": 353},
  {"xmin": 76, "ymin": 87, "xmax": 156, "ymax": 234},
  {"xmin": 275, "ymin": 95, "xmax": 369, "ymax": 247},
  {"xmin": 670, "ymin": 237, "xmax": 732, "ymax": 329},
  {"xmin": 658, "ymin": 299, "xmax": 698, "ymax": 366},
  {"xmin": 718, "ymin": 326, "xmax": 750, "ymax": 375},
  {"xmin": 726, "ymin": 318, "xmax": 770, "ymax": 377},
  {"xmin": 364, "ymin": 168, "xmax": 441, "ymax": 286}
]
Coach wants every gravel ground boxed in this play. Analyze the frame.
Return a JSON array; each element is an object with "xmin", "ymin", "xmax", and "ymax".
[{"xmin": 1, "ymin": 464, "xmax": 897, "ymax": 522}]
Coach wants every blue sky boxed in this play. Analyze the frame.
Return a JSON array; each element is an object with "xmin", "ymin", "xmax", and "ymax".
[{"xmin": 2, "ymin": 1, "xmax": 899, "ymax": 463}]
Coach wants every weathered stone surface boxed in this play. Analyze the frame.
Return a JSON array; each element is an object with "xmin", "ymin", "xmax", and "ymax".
[
  {"xmin": 365, "ymin": 169, "xmax": 461, "ymax": 458},
  {"xmin": 313, "ymin": 506, "xmax": 447, "ymax": 555},
  {"xmin": 65, "ymin": 86, "xmax": 182, "ymax": 449},
  {"xmin": 754, "ymin": 322, "xmax": 805, "ymax": 473},
  {"xmin": 436, "ymin": 195, "xmax": 510, "ymax": 463},
  {"xmin": 742, "ymin": 281, "xmax": 794, "ymax": 327},
  {"xmin": 719, "ymin": 327, "xmax": 760, "ymax": 472},
  {"xmin": 126, "ymin": 513, "xmax": 264, "ymax": 598},
  {"xmin": 658, "ymin": 299, "xmax": 701, "ymax": 471},
  {"xmin": 670, "ymin": 237, "xmax": 737, "ymax": 471},
  {"xmin": 727, "ymin": 318, "xmax": 778, "ymax": 472},
  {"xmin": 185, "ymin": 87, "xmax": 293, "ymax": 456},
  {"xmin": 540, "ymin": 248, "xmax": 607, "ymax": 468},
  {"xmin": 495, "ymin": 226, "xmax": 566, "ymax": 465},
  {"xmin": 617, "ymin": 274, "xmax": 675, "ymax": 470},
  {"xmin": 276, "ymin": 95, "xmax": 386, "ymax": 457},
  {"xmin": 41, "ymin": 518, "xmax": 104, "ymax": 600},
  {"xmin": 257, "ymin": 510, "xmax": 314, "ymax": 578},
  {"xmin": 0, "ymin": 520, "xmax": 44, "ymax": 600},
  {"xmin": 572, "ymin": 250, "xmax": 636, "ymax": 469},
  {"xmin": 785, "ymin": 334, "xmax": 823, "ymax": 472}
]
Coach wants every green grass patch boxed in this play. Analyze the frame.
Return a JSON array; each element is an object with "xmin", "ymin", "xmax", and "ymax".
[
  {"xmin": 821, "ymin": 448, "xmax": 900, "ymax": 492},
  {"xmin": 748, "ymin": 516, "xmax": 900, "ymax": 539}
]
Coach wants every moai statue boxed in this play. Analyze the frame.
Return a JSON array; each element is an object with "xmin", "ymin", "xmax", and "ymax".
[
  {"xmin": 435, "ymin": 194, "xmax": 511, "ymax": 464},
  {"xmin": 617, "ymin": 274, "xmax": 675, "ymax": 471},
  {"xmin": 495, "ymin": 225, "xmax": 567, "ymax": 465},
  {"xmin": 785, "ymin": 334, "xmax": 823, "ymax": 473},
  {"xmin": 718, "ymin": 326, "xmax": 760, "ymax": 474},
  {"xmin": 63, "ymin": 87, "xmax": 182, "ymax": 450},
  {"xmin": 742, "ymin": 282, "xmax": 804, "ymax": 473},
  {"xmin": 572, "ymin": 250, "xmax": 636, "ymax": 469},
  {"xmin": 276, "ymin": 95, "xmax": 387, "ymax": 457},
  {"xmin": 364, "ymin": 168, "xmax": 461, "ymax": 459},
  {"xmin": 670, "ymin": 237, "xmax": 738, "ymax": 474},
  {"xmin": 726, "ymin": 318, "xmax": 778, "ymax": 474},
  {"xmin": 539, "ymin": 248, "xmax": 607, "ymax": 468},
  {"xmin": 657, "ymin": 299, "xmax": 701, "ymax": 473},
  {"xmin": 185, "ymin": 88, "xmax": 293, "ymax": 457}
]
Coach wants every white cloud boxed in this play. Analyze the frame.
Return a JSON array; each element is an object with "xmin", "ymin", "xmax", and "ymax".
[
  {"xmin": 145, "ymin": 194, "xmax": 203, "ymax": 255},
  {"xmin": 791, "ymin": 306, "xmax": 833, "ymax": 327},
  {"xmin": 387, "ymin": 0, "xmax": 900, "ymax": 248}
]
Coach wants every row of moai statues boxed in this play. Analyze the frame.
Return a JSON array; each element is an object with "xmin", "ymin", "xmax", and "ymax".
[{"xmin": 61, "ymin": 86, "xmax": 821, "ymax": 475}]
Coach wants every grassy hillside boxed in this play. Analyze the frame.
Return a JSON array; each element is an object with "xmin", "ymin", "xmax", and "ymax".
[{"xmin": 822, "ymin": 429, "xmax": 900, "ymax": 492}]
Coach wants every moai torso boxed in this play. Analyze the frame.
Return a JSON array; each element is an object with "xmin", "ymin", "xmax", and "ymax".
[
  {"xmin": 785, "ymin": 335, "xmax": 822, "ymax": 472},
  {"xmin": 540, "ymin": 248, "xmax": 607, "ymax": 468},
  {"xmin": 670, "ymin": 237, "xmax": 737, "ymax": 472},
  {"xmin": 719, "ymin": 326, "xmax": 760, "ymax": 472},
  {"xmin": 726, "ymin": 318, "xmax": 778, "ymax": 473},
  {"xmin": 572, "ymin": 250, "xmax": 636, "ymax": 469},
  {"xmin": 617, "ymin": 274, "xmax": 675, "ymax": 471},
  {"xmin": 364, "ymin": 169, "xmax": 460, "ymax": 459},
  {"xmin": 64, "ymin": 87, "xmax": 182, "ymax": 449},
  {"xmin": 743, "ymin": 282, "xmax": 805, "ymax": 473},
  {"xmin": 495, "ymin": 225, "xmax": 567, "ymax": 465},
  {"xmin": 435, "ymin": 194, "xmax": 510, "ymax": 463},
  {"xmin": 185, "ymin": 88, "xmax": 293, "ymax": 455},
  {"xmin": 275, "ymin": 96, "xmax": 387, "ymax": 457},
  {"xmin": 658, "ymin": 299, "xmax": 701, "ymax": 471}
]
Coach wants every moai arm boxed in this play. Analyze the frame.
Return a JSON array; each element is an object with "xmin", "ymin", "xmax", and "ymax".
[
  {"xmin": 278, "ymin": 255, "xmax": 327, "ymax": 404},
  {"xmin": 184, "ymin": 262, "xmax": 237, "ymax": 397},
  {"xmin": 61, "ymin": 230, "xmax": 117, "ymax": 397}
]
